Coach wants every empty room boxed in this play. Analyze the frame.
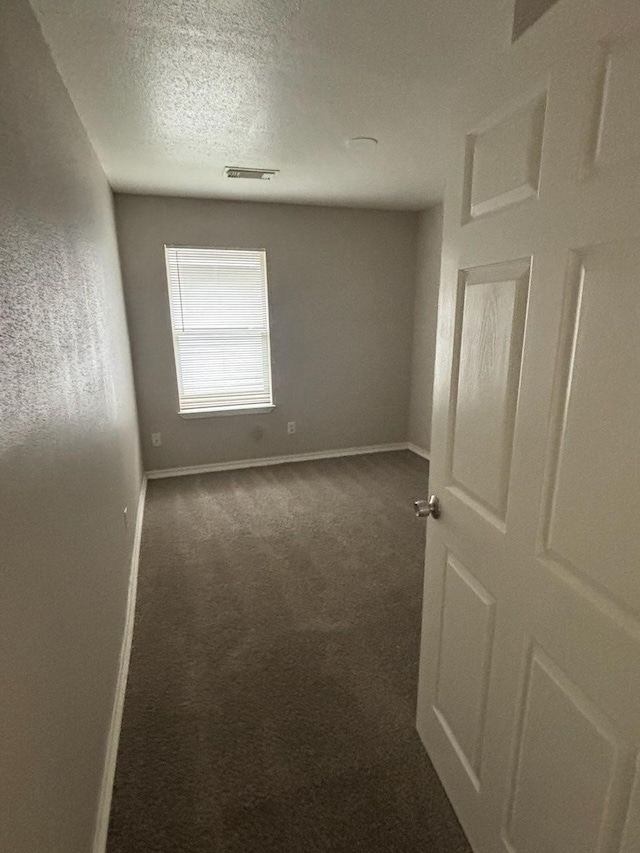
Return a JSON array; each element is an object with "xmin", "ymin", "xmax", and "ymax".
[{"xmin": 2, "ymin": 0, "xmax": 639, "ymax": 851}]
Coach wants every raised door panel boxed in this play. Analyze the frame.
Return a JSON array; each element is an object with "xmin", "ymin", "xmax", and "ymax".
[
  {"xmin": 504, "ymin": 647, "xmax": 633, "ymax": 853},
  {"xmin": 466, "ymin": 94, "xmax": 546, "ymax": 219},
  {"xmin": 434, "ymin": 555, "xmax": 496, "ymax": 789},
  {"xmin": 450, "ymin": 260, "xmax": 529, "ymax": 525},
  {"xmin": 541, "ymin": 242, "xmax": 640, "ymax": 614},
  {"xmin": 590, "ymin": 32, "xmax": 640, "ymax": 173}
]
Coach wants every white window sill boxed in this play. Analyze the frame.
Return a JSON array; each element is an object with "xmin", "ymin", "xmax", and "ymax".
[{"xmin": 179, "ymin": 405, "xmax": 275, "ymax": 419}]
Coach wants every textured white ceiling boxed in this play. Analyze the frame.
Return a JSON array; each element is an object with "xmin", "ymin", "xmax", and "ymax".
[{"xmin": 30, "ymin": 0, "xmax": 514, "ymax": 209}]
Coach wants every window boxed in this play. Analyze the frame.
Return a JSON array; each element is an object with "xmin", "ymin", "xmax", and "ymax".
[{"xmin": 164, "ymin": 246, "xmax": 274, "ymax": 415}]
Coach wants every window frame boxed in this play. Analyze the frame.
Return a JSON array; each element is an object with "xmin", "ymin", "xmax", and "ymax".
[{"xmin": 164, "ymin": 244, "xmax": 275, "ymax": 418}]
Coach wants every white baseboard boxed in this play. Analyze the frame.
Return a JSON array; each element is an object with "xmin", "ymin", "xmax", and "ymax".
[
  {"xmin": 407, "ymin": 443, "xmax": 431, "ymax": 461},
  {"xmin": 93, "ymin": 476, "xmax": 147, "ymax": 853},
  {"xmin": 146, "ymin": 442, "xmax": 409, "ymax": 479}
]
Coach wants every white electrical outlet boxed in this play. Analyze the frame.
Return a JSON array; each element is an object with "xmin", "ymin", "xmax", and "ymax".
[
  {"xmin": 151, "ymin": 432, "xmax": 162, "ymax": 447},
  {"xmin": 287, "ymin": 421, "xmax": 296, "ymax": 434}
]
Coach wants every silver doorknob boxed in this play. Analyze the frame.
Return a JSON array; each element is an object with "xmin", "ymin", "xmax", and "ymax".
[{"xmin": 414, "ymin": 495, "xmax": 441, "ymax": 519}]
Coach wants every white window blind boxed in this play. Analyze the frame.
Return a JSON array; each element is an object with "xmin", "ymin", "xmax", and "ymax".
[{"xmin": 164, "ymin": 246, "xmax": 273, "ymax": 414}]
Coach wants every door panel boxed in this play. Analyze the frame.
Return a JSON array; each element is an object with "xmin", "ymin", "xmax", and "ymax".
[
  {"xmin": 416, "ymin": 2, "xmax": 640, "ymax": 851},
  {"xmin": 541, "ymin": 243, "xmax": 640, "ymax": 614},
  {"xmin": 504, "ymin": 646, "xmax": 631, "ymax": 853},
  {"xmin": 467, "ymin": 93, "xmax": 547, "ymax": 219},
  {"xmin": 434, "ymin": 554, "xmax": 496, "ymax": 789},
  {"xmin": 589, "ymin": 32, "xmax": 640, "ymax": 175},
  {"xmin": 450, "ymin": 261, "xmax": 529, "ymax": 523}
]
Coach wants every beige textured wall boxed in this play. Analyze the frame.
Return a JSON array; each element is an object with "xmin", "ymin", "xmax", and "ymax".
[
  {"xmin": 115, "ymin": 195, "xmax": 418, "ymax": 471},
  {"xmin": 408, "ymin": 206, "xmax": 443, "ymax": 452},
  {"xmin": 0, "ymin": 1, "xmax": 142, "ymax": 850}
]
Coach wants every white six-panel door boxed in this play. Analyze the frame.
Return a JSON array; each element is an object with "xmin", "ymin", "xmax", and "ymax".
[{"xmin": 416, "ymin": 1, "xmax": 640, "ymax": 851}]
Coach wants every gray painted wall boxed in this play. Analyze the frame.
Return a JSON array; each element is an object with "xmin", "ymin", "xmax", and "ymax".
[
  {"xmin": 408, "ymin": 206, "xmax": 443, "ymax": 452},
  {"xmin": 115, "ymin": 195, "xmax": 419, "ymax": 471},
  {"xmin": 0, "ymin": 1, "xmax": 142, "ymax": 850}
]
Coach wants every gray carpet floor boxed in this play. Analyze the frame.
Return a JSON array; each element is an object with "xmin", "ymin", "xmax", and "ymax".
[{"xmin": 108, "ymin": 450, "xmax": 471, "ymax": 852}]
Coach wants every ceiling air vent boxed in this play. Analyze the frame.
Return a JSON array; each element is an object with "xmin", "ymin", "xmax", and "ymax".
[{"xmin": 224, "ymin": 166, "xmax": 279, "ymax": 180}]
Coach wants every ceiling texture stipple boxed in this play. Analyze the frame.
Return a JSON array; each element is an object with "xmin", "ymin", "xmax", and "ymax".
[{"xmin": 30, "ymin": 0, "xmax": 513, "ymax": 209}]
